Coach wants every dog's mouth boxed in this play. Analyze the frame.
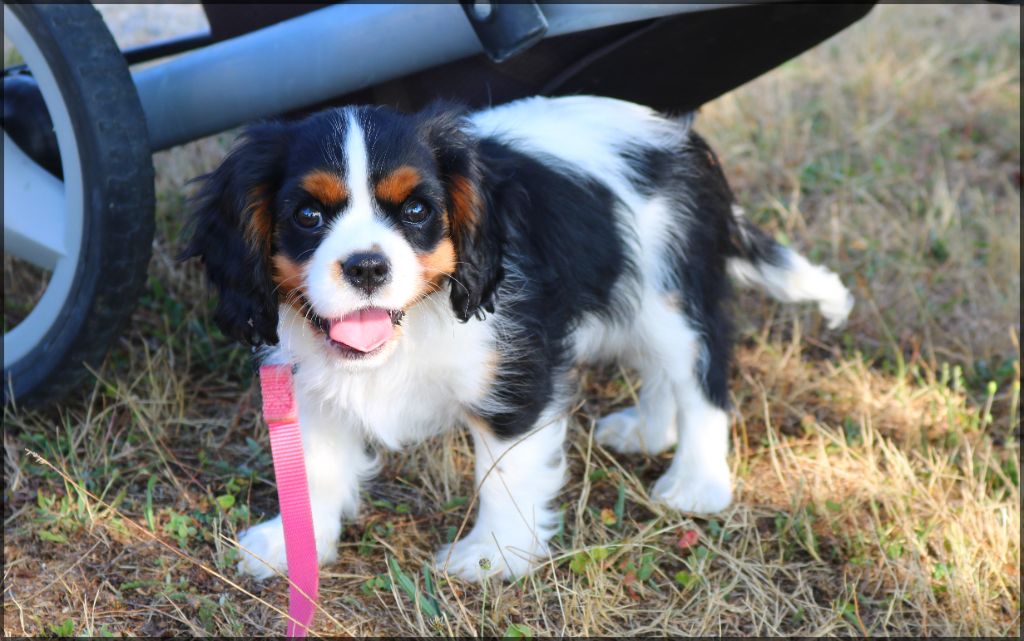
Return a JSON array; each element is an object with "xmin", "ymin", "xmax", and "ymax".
[{"xmin": 310, "ymin": 307, "xmax": 405, "ymax": 359}]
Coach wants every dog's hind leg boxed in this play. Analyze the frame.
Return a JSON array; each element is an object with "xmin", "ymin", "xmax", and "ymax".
[
  {"xmin": 631, "ymin": 293, "xmax": 734, "ymax": 514},
  {"xmin": 595, "ymin": 366, "xmax": 679, "ymax": 455},
  {"xmin": 652, "ymin": 363, "xmax": 733, "ymax": 514}
]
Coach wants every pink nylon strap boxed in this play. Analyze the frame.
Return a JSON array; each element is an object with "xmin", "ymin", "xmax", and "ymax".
[{"xmin": 259, "ymin": 365, "xmax": 318, "ymax": 637}]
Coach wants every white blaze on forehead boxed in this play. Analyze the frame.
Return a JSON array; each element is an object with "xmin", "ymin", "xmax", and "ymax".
[
  {"xmin": 304, "ymin": 108, "xmax": 423, "ymax": 320},
  {"xmin": 343, "ymin": 109, "xmax": 374, "ymax": 221}
]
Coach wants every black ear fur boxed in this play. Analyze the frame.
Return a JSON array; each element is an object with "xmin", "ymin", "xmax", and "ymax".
[
  {"xmin": 179, "ymin": 121, "xmax": 290, "ymax": 346},
  {"xmin": 417, "ymin": 101, "xmax": 504, "ymax": 321}
]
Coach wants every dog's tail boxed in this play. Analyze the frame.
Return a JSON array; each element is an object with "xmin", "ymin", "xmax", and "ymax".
[{"xmin": 725, "ymin": 205, "xmax": 854, "ymax": 329}]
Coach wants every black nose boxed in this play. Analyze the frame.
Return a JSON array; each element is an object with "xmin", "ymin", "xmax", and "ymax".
[{"xmin": 342, "ymin": 252, "xmax": 391, "ymax": 294}]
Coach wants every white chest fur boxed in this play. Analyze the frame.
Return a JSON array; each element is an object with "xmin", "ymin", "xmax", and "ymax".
[{"xmin": 269, "ymin": 299, "xmax": 495, "ymax": 449}]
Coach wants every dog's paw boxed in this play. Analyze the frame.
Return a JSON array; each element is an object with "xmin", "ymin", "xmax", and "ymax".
[
  {"xmin": 236, "ymin": 515, "xmax": 340, "ymax": 580},
  {"xmin": 237, "ymin": 516, "xmax": 288, "ymax": 579},
  {"xmin": 652, "ymin": 469, "xmax": 733, "ymax": 514},
  {"xmin": 819, "ymin": 281, "xmax": 854, "ymax": 330},
  {"xmin": 435, "ymin": 532, "xmax": 543, "ymax": 582},
  {"xmin": 595, "ymin": 407, "xmax": 677, "ymax": 455}
]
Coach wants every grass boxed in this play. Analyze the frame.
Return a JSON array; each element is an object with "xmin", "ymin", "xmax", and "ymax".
[{"xmin": 3, "ymin": 5, "xmax": 1020, "ymax": 637}]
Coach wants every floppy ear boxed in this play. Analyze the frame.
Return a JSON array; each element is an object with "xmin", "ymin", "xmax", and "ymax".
[
  {"xmin": 180, "ymin": 121, "xmax": 290, "ymax": 346},
  {"xmin": 417, "ymin": 102, "xmax": 504, "ymax": 321}
]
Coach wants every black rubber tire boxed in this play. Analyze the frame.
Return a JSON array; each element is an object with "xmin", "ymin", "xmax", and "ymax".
[{"xmin": 3, "ymin": 4, "xmax": 155, "ymax": 407}]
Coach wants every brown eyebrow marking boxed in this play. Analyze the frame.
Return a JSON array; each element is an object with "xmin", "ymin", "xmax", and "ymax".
[
  {"xmin": 374, "ymin": 166, "xmax": 422, "ymax": 204},
  {"xmin": 301, "ymin": 170, "xmax": 348, "ymax": 205}
]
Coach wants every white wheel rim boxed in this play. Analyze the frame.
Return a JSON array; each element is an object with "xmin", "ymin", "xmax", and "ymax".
[{"xmin": 3, "ymin": 4, "xmax": 86, "ymax": 369}]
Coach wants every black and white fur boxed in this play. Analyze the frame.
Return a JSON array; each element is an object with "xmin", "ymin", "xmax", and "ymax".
[{"xmin": 183, "ymin": 95, "xmax": 854, "ymax": 582}]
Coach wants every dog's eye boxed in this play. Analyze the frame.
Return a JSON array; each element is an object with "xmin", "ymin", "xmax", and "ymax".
[
  {"xmin": 294, "ymin": 206, "xmax": 323, "ymax": 230},
  {"xmin": 401, "ymin": 199, "xmax": 430, "ymax": 224}
]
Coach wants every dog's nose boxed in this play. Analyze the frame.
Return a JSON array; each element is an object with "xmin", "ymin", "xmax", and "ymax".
[{"xmin": 342, "ymin": 252, "xmax": 391, "ymax": 295}]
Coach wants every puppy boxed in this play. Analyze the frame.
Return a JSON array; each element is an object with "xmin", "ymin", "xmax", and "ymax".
[{"xmin": 182, "ymin": 95, "xmax": 853, "ymax": 581}]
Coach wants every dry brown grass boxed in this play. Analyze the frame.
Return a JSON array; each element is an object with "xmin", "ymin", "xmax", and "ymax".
[{"xmin": 3, "ymin": 5, "xmax": 1020, "ymax": 637}]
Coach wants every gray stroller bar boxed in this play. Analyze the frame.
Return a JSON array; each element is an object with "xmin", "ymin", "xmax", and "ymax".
[{"xmin": 133, "ymin": 3, "xmax": 732, "ymax": 151}]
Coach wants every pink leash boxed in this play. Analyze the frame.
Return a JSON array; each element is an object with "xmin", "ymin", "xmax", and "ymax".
[{"xmin": 258, "ymin": 365, "xmax": 318, "ymax": 637}]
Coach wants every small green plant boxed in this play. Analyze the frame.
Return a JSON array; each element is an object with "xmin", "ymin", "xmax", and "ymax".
[
  {"xmin": 47, "ymin": 618, "xmax": 75, "ymax": 637},
  {"xmin": 569, "ymin": 546, "xmax": 612, "ymax": 575},
  {"xmin": 613, "ymin": 479, "xmax": 626, "ymax": 529},
  {"xmin": 361, "ymin": 573, "xmax": 391, "ymax": 596},
  {"xmin": 674, "ymin": 570, "xmax": 699, "ymax": 590},
  {"xmin": 163, "ymin": 511, "xmax": 198, "ymax": 548},
  {"xmin": 144, "ymin": 474, "xmax": 157, "ymax": 531},
  {"xmin": 503, "ymin": 623, "xmax": 532, "ymax": 638},
  {"xmin": 387, "ymin": 554, "xmax": 441, "ymax": 621}
]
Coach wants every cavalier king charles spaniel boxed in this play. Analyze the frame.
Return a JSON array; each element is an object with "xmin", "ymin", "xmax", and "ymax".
[{"xmin": 182, "ymin": 95, "xmax": 853, "ymax": 581}]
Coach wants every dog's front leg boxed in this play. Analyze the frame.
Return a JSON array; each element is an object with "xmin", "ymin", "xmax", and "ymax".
[
  {"xmin": 436, "ymin": 413, "xmax": 567, "ymax": 581},
  {"xmin": 237, "ymin": 396, "xmax": 375, "ymax": 580}
]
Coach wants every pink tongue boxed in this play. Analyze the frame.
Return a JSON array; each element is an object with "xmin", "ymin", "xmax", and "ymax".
[{"xmin": 328, "ymin": 309, "xmax": 394, "ymax": 352}]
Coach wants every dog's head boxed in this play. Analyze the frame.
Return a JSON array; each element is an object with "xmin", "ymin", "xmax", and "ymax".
[{"xmin": 181, "ymin": 103, "xmax": 503, "ymax": 366}]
